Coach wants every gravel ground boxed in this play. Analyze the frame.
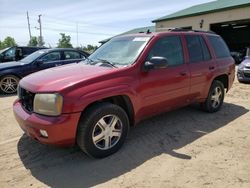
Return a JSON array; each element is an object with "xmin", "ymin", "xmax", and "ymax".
[{"xmin": 0, "ymin": 79, "xmax": 250, "ymax": 188}]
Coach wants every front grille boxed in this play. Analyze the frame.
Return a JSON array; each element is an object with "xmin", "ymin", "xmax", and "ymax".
[
  {"xmin": 19, "ymin": 87, "xmax": 35, "ymax": 112},
  {"xmin": 244, "ymin": 73, "xmax": 250, "ymax": 78}
]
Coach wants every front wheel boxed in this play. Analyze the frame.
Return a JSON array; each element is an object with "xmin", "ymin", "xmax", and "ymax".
[
  {"xmin": 0, "ymin": 75, "xmax": 20, "ymax": 94},
  {"xmin": 77, "ymin": 103, "xmax": 129, "ymax": 158},
  {"xmin": 201, "ymin": 80, "xmax": 225, "ymax": 113}
]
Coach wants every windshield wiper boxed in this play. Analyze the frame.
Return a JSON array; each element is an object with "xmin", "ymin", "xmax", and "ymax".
[
  {"xmin": 97, "ymin": 58, "xmax": 117, "ymax": 68},
  {"xmin": 79, "ymin": 57, "xmax": 94, "ymax": 64}
]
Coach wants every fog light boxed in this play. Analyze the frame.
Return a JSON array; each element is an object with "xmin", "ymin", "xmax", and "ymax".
[{"xmin": 40, "ymin": 130, "xmax": 48, "ymax": 138}]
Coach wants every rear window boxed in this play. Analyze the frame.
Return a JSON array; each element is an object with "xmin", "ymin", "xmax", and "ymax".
[
  {"xmin": 22, "ymin": 48, "xmax": 39, "ymax": 55},
  {"xmin": 207, "ymin": 35, "xmax": 230, "ymax": 58}
]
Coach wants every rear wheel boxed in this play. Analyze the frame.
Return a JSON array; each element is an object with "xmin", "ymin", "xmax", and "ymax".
[
  {"xmin": 202, "ymin": 80, "xmax": 224, "ymax": 113},
  {"xmin": 77, "ymin": 103, "xmax": 129, "ymax": 158},
  {"xmin": 0, "ymin": 75, "xmax": 20, "ymax": 94}
]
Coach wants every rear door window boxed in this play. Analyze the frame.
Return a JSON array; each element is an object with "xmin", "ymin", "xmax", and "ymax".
[
  {"xmin": 186, "ymin": 35, "xmax": 211, "ymax": 63},
  {"xmin": 148, "ymin": 35, "xmax": 184, "ymax": 66},
  {"xmin": 207, "ymin": 35, "xmax": 230, "ymax": 58},
  {"xmin": 64, "ymin": 51, "xmax": 81, "ymax": 60}
]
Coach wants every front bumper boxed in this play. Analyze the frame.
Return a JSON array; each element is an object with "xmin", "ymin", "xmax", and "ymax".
[
  {"xmin": 237, "ymin": 68, "xmax": 250, "ymax": 82},
  {"xmin": 13, "ymin": 100, "xmax": 81, "ymax": 146}
]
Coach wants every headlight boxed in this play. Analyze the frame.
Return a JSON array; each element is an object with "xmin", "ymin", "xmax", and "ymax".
[{"xmin": 33, "ymin": 93, "xmax": 63, "ymax": 116}]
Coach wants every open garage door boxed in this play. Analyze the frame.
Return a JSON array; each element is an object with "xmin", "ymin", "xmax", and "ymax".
[{"xmin": 210, "ymin": 19, "xmax": 250, "ymax": 63}]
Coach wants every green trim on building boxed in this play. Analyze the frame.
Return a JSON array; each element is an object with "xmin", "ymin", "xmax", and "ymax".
[{"xmin": 152, "ymin": 0, "xmax": 250, "ymax": 22}]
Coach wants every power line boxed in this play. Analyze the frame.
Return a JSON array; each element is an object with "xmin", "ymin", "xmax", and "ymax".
[
  {"xmin": 0, "ymin": 26, "xmax": 117, "ymax": 36},
  {"xmin": 42, "ymin": 27, "xmax": 115, "ymax": 36}
]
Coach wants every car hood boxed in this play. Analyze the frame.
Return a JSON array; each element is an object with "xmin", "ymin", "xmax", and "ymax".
[
  {"xmin": 20, "ymin": 63, "xmax": 114, "ymax": 92},
  {"xmin": 239, "ymin": 58, "xmax": 250, "ymax": 68},
  {"xmin": 0, "ymin": 61, "xmax": 24, "ymax": 69}
]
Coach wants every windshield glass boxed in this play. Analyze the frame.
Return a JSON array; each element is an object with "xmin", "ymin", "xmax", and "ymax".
[
  {"xmin": 0, "ymin": 47, "xmax": 10, "ymax": 54},
  {"xmin": 20, "ymin": 50, "xmax": 47, "ymax": 63},
  {"xmin": 88, "ymin": 36, "xmax": 151, "ymax": 66}
]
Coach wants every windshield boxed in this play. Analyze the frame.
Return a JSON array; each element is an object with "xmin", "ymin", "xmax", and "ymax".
[
  {"xmin": 0, "ymin": 47, "xmax": 10, "ymax": 54},
  {"xmin": 88, "ymin": 36, "xmax": 151, "ymax": 66},
  {"xmin": 20, "ymin": 50, "xmax": 47, "ymax": 63}
]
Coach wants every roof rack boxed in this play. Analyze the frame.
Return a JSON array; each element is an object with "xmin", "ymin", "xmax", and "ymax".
[{"xmin": 168, "ymin": 28, "xmax": 215, "ymax": 34}]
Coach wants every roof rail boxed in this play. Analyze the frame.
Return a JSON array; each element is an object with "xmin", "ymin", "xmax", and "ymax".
[
  {"xmin": 138, "ymin": 29, "xmax": 152, "ymax": 34},
  {"xmin": 169, "ymin": 28, "xmax": 215, "ymax": 34}
]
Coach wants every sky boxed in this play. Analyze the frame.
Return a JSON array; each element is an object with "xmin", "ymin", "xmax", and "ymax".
[{"xmin": 0, "ymin": 0, "xmax": 214, "ymax": 47}]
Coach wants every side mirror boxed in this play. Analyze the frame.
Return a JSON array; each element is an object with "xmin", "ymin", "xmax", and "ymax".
[
  {"xmin": 144, "ymin": 56, "xmax": 168, "ymax": 71},
  {"xmin": 35, "ymin": 59, "xmax": 44, "ymax": 66}
]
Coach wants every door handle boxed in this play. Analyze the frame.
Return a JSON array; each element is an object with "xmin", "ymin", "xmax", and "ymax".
[
  {"xmin": 179, "ymin": 72, "xmax": 187, "ymax": 76},
  {"xmin": 209, "ymin": 66, "xmax": 215, "ymax": 70}
]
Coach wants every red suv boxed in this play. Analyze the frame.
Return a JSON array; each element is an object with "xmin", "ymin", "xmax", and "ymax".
[{"xmin": 13, "ymin": 30, "xmax": 235, "ymax": 158}]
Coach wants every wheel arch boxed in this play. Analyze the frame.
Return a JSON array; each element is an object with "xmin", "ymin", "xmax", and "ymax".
[
  {"xmin": 80, "ymin": 95, "xmax": 135, "ymax": 127},
  {"xmin": 213, "ymin": 74, "xmax": 229, "ymax": 91},
  {"xmin": 0, "ymin": 73, "xmax": 22, "ymax": 80}
]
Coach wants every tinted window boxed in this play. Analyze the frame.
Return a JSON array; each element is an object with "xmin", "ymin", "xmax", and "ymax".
[
  {"xmin": 40, "ymin": 52, "xmax": 61, "ymax": 62},
  {"xmin": 200, "ymin": 36, "xmax": 211, "ymax": 61},
  {"xmin": 207, "ymin": 35, "xmax": 230, "ymax": 58},
  {"xmin": 186, "ymin": 35, "xmax": 211, "ymax": 63},
  {"xmin": 186, "ymin": 35, "xmax": 203, "ymax": 63},
  {"xmin": 4, "ymin": 47, "xmax": 16, "ymax": 58},
  {"xmin": 148, "ymin": 36, "xmax": 184, "ymax": 66},
  {"xmin": 64, "ymin": 51, "xmax": 81, "ymax": 59},
  {"xmin": 22, "ymin": 48, "xmax": 37, "ymax": 55}
]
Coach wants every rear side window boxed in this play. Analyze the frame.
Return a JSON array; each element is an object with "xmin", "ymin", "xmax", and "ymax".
[
  {"xmin": 207, "ymin": 35, "xmax": 230, "ymax": 58},
  {"xmin": 148, "ymin": 36, "xmax": 184, "ymax": 66},
  {"xmin": 186, "ymin": 35, "xmax": 211, "ymax": 63},
  {"xmin": 64, "ymin": 51, "xmax": 81, "ymax": 59},
  {"xmin": 40, "ymin": 52, "xmax": 61, "ymax": 62}
]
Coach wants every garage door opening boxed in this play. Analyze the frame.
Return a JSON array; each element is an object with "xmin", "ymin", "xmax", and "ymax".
[{"xmin": 210, "ymin": 19, "xmax": 250, "ymax": 63}]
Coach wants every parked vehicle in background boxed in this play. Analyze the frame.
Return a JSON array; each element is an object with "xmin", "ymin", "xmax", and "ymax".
[
  {"xmin": 230, "ymin": 51, "xmax": 244, "ymax": 64},
  {"xmin": 0, "ymin": 48, "xmax": 89, "ymax": 94},
  {"xmin": 14, "ymin": 30, "xmax": 235, "ymax": 158},
  {"xmin": 0, "ymin": 46, "xmax": 47, "ymax": 63},
  {"xmin": 237, "ymin": 47, "xmax": 250, "ymax": 83}
]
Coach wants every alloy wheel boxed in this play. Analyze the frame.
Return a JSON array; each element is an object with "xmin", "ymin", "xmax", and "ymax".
[
  {"xmin": 92, "ymin": 114, "xmax": 123, "ymax": 150},
  {"xmin": 210, "ymin": 86, "xmax": 222, "ymax": 108},
  {"xmin": 0, "ymin": 76, "xmax": 19, "ymax": 94}
]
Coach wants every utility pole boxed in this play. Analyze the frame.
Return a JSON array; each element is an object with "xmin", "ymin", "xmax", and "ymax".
[
  {"xmin": 76, "ymin": 22, "xmax": 79, "ymax": 47},
  {"xmin": 26, "ymin": 11, "xmax": 32, "ymax": 40},
  {"xmin": 37, "ymin": 14, "xmax": 43, "ymax": 46}
]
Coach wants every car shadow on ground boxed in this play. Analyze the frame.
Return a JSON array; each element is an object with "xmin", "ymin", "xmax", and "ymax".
[
  {"xmin": 0, "ymin": 94, "xmax": 16, "ymax": 98},
  {"xmin": 17, "ymin": 102, "xmax": 248, "ymax": 188}
]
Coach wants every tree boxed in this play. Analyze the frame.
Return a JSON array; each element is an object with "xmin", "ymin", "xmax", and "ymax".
[
  {"xmin": 57, "ymin": 33, "xmax": 73, "ymax": 48},
  {"xmin": 28, "ymin": 36, "xmax": 38, "ymax": 47},
  {"xmin": 0, "ymin": 40, "xmax": 3, "ymax": 49},
  {"xmin": 82, "ymin": 44, "xmax": 98, "ymax": 53},
  {"xmin": 2, "ymin": 36, "xmax": 16, "ymax": 48}
]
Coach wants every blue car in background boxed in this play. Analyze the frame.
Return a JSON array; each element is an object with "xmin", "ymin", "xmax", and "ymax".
[
  {"xmin": 0, "ymin": 48, "xmax": 89, "ymax": 94},
  {"xmin": 237, "ymin": 47, "xmax": 250, "ymax": 83}
]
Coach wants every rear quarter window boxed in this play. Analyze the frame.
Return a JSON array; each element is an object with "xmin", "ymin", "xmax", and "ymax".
[
  {"xmin": 207, "ymin": 35, "xmax": 230, "ymax": 58},
  {"xmin": 22, "ymin": 48, "xmax": 37, "ymax": 55}
]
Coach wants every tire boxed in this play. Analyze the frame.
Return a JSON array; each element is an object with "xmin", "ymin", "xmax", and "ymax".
[
  {"xmin": 0, "ymin": 75, "xmax": 20, "ymax": 95},
  {"xmin": 77, "ymin": 103, "xmax": 129, "ymax": 158},
  {"xmin": 201, "ymin": 80, "xmax": 225, "ymax": 113}
]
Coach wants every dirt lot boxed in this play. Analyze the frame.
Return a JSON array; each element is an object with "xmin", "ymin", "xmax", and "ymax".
[{"xmin": 0, "ymin": 79, "xmax": 250, "ymax": 188}]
